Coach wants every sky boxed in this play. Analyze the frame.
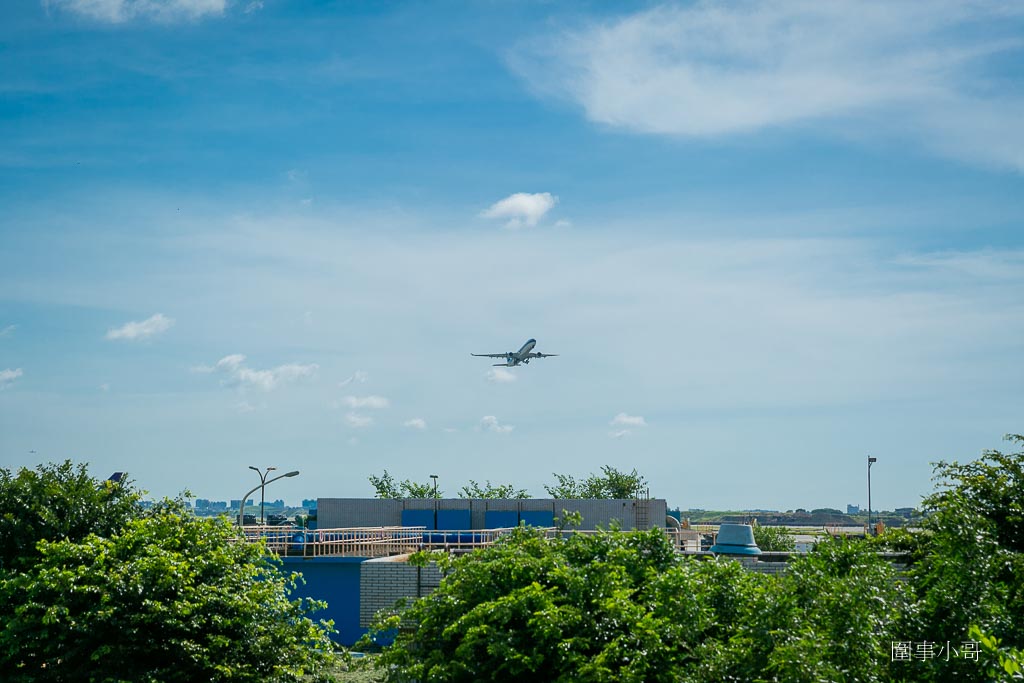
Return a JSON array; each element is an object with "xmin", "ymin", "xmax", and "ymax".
[{"xmin": 2, "ymin": 0, "xmax": 1023, "ymax": 512}]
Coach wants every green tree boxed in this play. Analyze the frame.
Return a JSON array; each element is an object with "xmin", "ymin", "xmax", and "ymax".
[
  {"xmin": 890, "ymin": 434, "xmax": 1024, "ymax": 682},
  {"xmin": 698, "ymin": 538, "xmax": 912, "ymax": 683},
  {"xmin": 0, "ymin": 461, "xmax": 141, "ymax": 572},
  {"xmin": 544, "ymin": 466, "xmax": 647, "ymax": 499},
  {"xmin": 368, "ymin": 470, "xmax": 442, "ymax": 499},
  {"xmin": 751, "ymin": 523, "xmax": 796, "ymax": 552},
  {"xmin": 458, "ymin": 480, "xmax": 529, "ymax": 499},
  {"xmin": 0, "ymin": 500, "xmax": 337, "ymax": 682},
  {"xmin": 361, "ymin": 526, "xmax": 769, "ymax": 682}
]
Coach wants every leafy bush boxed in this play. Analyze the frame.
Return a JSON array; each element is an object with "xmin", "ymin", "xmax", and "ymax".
[{"xmin": 0, "ymin": 463, "xmax": 337, "ymax": 683}]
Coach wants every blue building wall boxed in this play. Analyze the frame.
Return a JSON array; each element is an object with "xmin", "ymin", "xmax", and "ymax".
[{"xmin": 282, "ymin": 556, "xmax": 366, "ymax": 646}]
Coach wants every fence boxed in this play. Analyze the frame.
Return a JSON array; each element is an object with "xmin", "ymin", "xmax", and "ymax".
[{"xmin": 240, "ymin": 524, "xmax": 701, "ymax": 557}]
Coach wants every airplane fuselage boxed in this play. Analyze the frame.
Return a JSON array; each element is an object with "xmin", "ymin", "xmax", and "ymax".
[{"xmin": 501, "ymin": 339, "xmax": 536, "ymax": 366}]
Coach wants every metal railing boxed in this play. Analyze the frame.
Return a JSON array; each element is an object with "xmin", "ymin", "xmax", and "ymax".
[{"xmin": 239, "ymin": 524, "xmax": 702, "ymax": 558}]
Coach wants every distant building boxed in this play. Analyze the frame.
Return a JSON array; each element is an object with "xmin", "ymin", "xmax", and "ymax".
[
  {"xmin": 302, "ymin": 499, "xmax": 318, "ymax": 510},
  {"xmin": 847, "ymin": 504, "xmax": 860, "ymax": 515},
  {"xmin": 895, "ymin": 507, "xmax": 914, "ymax": 518},
  {"xmin": 230, "ymin": 499, "xmax": 254, "ymax": 508}
]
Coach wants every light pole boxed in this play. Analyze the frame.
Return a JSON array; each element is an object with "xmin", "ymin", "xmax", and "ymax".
[
  {"xmin": 238, "ymin": 470, "xmax": 299, "ymax": 526},
  {"xmin": 430, "ymin": 474, "xmax": 439, "ymax": 529},
  {"xmin": 250, "ymin": 466, "xmax": 277, "ymax": 525},
  {"xmin": 867, "ymin": 456, "xmax": 877, "ymax": 536}
]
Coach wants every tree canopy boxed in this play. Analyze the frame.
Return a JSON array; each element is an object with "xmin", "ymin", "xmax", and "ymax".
[
  {"xmin": 0, "ymin": 462, "xmax": 337, "ymax": 683},
  {"xmin": 543, "ymin": 465, "xmax": 648, "ymax": 499}
]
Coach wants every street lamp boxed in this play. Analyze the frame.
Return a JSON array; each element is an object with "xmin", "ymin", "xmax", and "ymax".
[
  {"xmin": 238, "ymin": 470, "xmax": 299, "ymax": 527},
  {"xmin": 430, "ymin": 474, "xmax": 439, "ymax": 528},
  {"xmin": 867, "ymin": 456, "xmax": 878, "ymax": 536},
  {"xmin": 249, "ymin": 466, "xmax": 277, "ymax": 525}
]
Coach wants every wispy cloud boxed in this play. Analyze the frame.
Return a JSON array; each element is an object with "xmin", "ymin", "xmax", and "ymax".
[
  {"xmin": 200, "ymin": 354, "xmax": 318, "ymax": 391},
  {"xmin": 345, "ymin": 412, "xmax": 373, "ymax": 428},
  {"xmin": 609, "ymin": 413, "xmax": 647, "ymax": 439},
  {"xmin": 479, "ymin": 415, "xmax": 514, "ymax": 434},
  {"xmin": 45, "ymin": 0, "xmax": 228, "ymax": 24},
  {"xmin": 610, "ymin": 413, "xmax": 647, "ymax": 427},
  {"xmin": 0, "ymin": 325, "xmax": 16, "ymax": 338},
  {"xmin": 480, "ymin": 192, "xmax": 558, "ymax": 229},
  {"xmin": 105, "ymin": 313, "xmax": 174, "ymax": 341},
  {"xmin": 486, "ymin": 368, "xmax": 517, "ymax": 383},
  {"xmin": 510, "ymin": 0, "xmax": 1024, "ymax": 170},
  {"xmin": 0, "ymin": 368, "xmax": 23, "ymax": 390},
  {"xmin": 403, "ymin": 417, "xmax": 427, "ymax": 430},
  {"xmin": 343, "ymin": 395, "xmax": 389, "ymax": 409},
  {"xmin": 338, "ymin": 370, "xmax": 369, "ymax": 387}
]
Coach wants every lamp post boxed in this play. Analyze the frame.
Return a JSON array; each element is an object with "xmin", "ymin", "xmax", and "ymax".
[
  {"xmin": 430, "ymin": 474, "xmax": 439, "ymax": 529},
  {"xmin": 249, "ymin": 466, "xmax": 277, "ymax": 525},
  {"xmin": 238, "ymin": 470, "xmax": 299, "ymax": 526},
  {"xmin": 867, "ymin": 456, "xmax": 877, "ymax": 536}
]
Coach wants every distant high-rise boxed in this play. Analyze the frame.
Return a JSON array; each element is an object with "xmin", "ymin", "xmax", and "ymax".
[{"xmin": 847, "ymin": 503, "xmax": 860, "ymax": 515}]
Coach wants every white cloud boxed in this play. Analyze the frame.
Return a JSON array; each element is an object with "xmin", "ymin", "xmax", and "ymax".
[
  {"xmin": 510, "ymin": 1, "xmax": 1024, "ymax": 170},
  {"xmin": 479, "ymin": 415, "xmax": 514, "ymax": 434},
  {"xmin": 236, "ymin": 401, "xmax": 257, "ymax": 414},
  {"xmin": 45, "ymin": 0, "xmax": 227, "ymax": 23},
  {"xmin": 609, "ymin": 429, "xmax": 631, "ymax": 439},
  {"xmin": 610, "ymin": 413, "xmax": 647, "ymax": 427},
  {"xmin": 486, "ymin": 368, "xmax": 517, "ymax": 383},
  {"xmin": 343, "ymin": 395, "xmax": 390, "ymax": 409},
  {"xmin": 345, "ymin": 412, "xmax": 373, "ymax": 428},
  {"xmin": 203, "ymin": 353, "xmax": 318, "ymax": 392},
  {"xmin": 0, "ymin": 325, "xmax": 16, "ymax": 338},
  {"xmin": 480, "ymin": 192, "xmax": 558, "ymax": 229},
  {"xmin": 403, "ymin": 417, "xmax": 427, "ymax": 430},
  {"xmin": 105, "ymin": 313, "xmax": 174, "ymax": 341},
  {"xmin": 244, "ymin": 0, "xmax": 263, "ymax": 14},
  {"xmin": 338, "ymin": 370, "xmax": 369, "ymax": 386},
  {"xmin": 0, "ymin": 368, "xmax": 23, "ymax": 390},
  {"xmin": 99, "ymin": 382, "xmax": 110, "ymax": 392}
]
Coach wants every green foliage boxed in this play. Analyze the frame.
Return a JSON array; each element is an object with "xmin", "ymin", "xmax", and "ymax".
[
  {"xmin": 970, "ymin": 625, "xmax": 1024, "ymax": 681},
  {"xmin": 698, "ymin": 537, "xmax": 912, "ymax": 683},
  {"xmin": 892, "ymin": 434, "xmax": 1024, "ymax": 682},
  {"xmin": 368, "ymin": 470, "xmax": 442, "ymax": 499},
  {"xmin": 362, "ymin": 526, "xmax": 737, "ymax": 682},
  {"xmin": 544, "ymin": 465, "xmax": 647, "ymax": 499},
  {"xmin": 751, "ymin": 523, "xmax": 796, "ymax": 552},
  {"xmin": 0, "ymin": 461, "xmax": 141, "ymax": 572},
  {"xmin": 363, "ymin": 530, "xmax": 915, "ymax": 683},
  {"xmin": 0, "ymin": 463, "xmax": 337, "ymax": 683},
  {"xmin": 458, "ymin": 479, "xmax": 529, "ymax": 499}
]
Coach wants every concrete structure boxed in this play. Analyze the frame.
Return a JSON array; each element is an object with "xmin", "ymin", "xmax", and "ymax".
[{"xmin": 317, "ymin": 497, "xmax": 668, "ymax": 531}]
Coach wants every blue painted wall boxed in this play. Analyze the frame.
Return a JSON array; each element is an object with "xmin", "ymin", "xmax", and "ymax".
[
  {"xmin": 484, "ymin": 510, "xmax": 519, "ymax": 528},
  {"xmin": 401, "ymin": 509, "xmax": 435, "ymax": 529},
  {"xmin": 436, "ymin": 509, "xmax": 471, "ymax": 530},
  {"xmin": 520, "ymin": 510, "xmax": 555, "ymax": 527},
  {"xmin": 282, "ymin": 556, "xmax": 366, "ymax": 646}
]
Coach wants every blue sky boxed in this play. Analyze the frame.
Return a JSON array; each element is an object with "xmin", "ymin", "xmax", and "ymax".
[{"xmin": 2, "ymin": 0, "xmax": 1023, "ymax": 511}]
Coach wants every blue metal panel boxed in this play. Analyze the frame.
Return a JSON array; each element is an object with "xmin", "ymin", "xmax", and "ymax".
[
  {"xmin": 484, "ymin": 510, "xmax": 520, "ymax": 528},
  {"xmin": 282, "ymin": 556, "xmax": 365, "ymax": 646},
  {"xmin": 519, "ymin": 510, "xmax": 555, "ymax": 527},
  {"xmin": 401, "ymin": 509, "xmax": 435, "ymax": 529},
  {"xmin": 436, "ymin": 509, "xmax": 471, "ymax": 530}
]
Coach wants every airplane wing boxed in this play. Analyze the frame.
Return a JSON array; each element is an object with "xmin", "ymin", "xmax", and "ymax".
[
  {"xmin": 471, "ymin": 353, "xmax": 510, "ymax": 358},
  {"xmin": 526, "ymin": 353, "xmax": 558, "ymax": 358}
]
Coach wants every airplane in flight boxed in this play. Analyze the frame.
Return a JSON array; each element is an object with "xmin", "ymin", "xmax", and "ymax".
[{"xmin": 472, "ymin": 338, "xmax": 558, "ymax": 367}]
